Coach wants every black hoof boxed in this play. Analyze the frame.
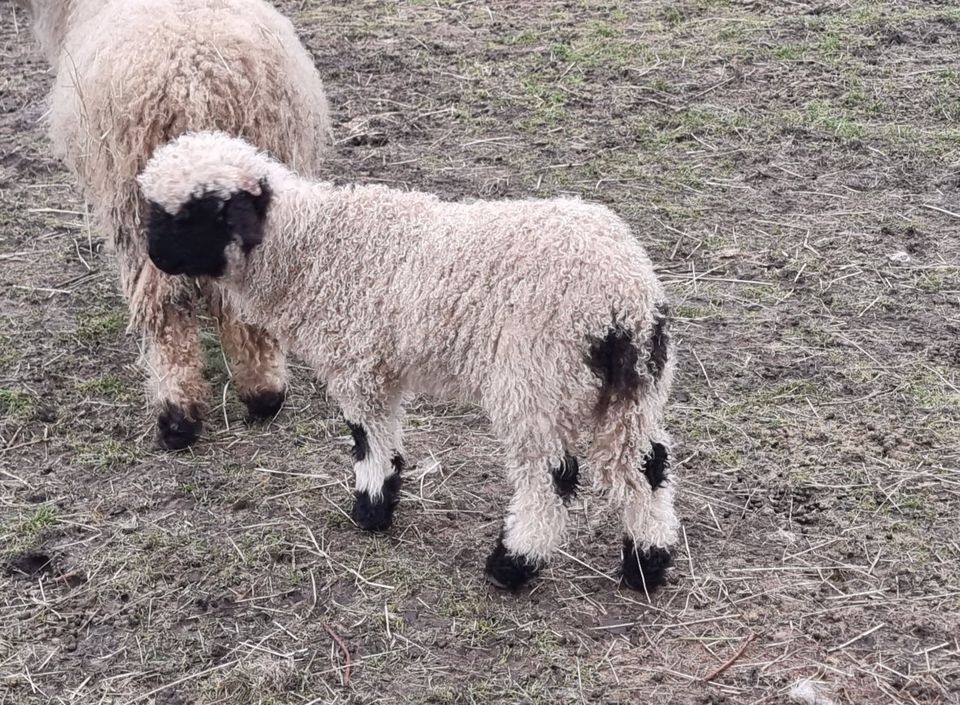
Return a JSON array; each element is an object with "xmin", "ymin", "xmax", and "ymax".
[
  {"xmin": 621, "ymin": 538, "xmax": 672, "ymax": 593},
  {"xmin": 484, "ymin": 536, "xmax": 543, "ymax": 591},
  {"xmin": 157, "ymin": 404, "xmax": 202, "ymax": 450},
  {"xmin": 351, "ymin": 470, "xmax": 401, "ymax": 531},
  {"xmin": 242, "ymin": 388, "xmax": 286, "ymax": 421}
]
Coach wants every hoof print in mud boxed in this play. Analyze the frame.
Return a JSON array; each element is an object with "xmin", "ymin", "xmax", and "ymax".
[{"xmin": 157, "ymin": 404, "xmax": 202, "ymax": 450}]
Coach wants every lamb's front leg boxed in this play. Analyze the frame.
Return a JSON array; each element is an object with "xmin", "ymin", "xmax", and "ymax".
[{"xmin": 343, "ymin": 405, "xmax": 405, "ymax": 531}]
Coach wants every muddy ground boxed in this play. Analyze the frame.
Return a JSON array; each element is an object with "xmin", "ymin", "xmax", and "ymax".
[{"xmin": 1, "ymin": 1, "xmax": 959, "ymax": 703}]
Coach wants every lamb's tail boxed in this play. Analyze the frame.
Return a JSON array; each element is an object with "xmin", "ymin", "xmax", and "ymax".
[{"xmin": 584, "ymin": 303, "xmax": 672, "ymax": 497}]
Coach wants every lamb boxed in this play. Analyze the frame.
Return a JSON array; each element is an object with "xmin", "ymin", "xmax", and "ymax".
[
  {"xmin": 138, "ymin": 131, "xmax": 680, "ymax": 593},
  {"xmin": 15, "ymin": 0, "xmax": 331, "ymax": 448}
]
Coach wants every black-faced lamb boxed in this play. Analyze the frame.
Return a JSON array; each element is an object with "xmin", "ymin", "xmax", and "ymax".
[
  {"xmin": 14, "ymin": 0, "xmax": 331, "ymax": 449},
  {"xmin": 138, "ymin": 132, "xmax": 679, "ymax": 593}
]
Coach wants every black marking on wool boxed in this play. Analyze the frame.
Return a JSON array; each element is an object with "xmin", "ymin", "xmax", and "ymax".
[
  {"xmin": 157, "ymin": 402, "xmax": 202, "ymax": 451},
  {"xmin": 242, "ymin": 389, "xmax": 286, "ymax": 421},
  {"xmin": 647, "ymin": 303, "xmax": 671, "ymax": 380},
  {"xmin": 146, "ymin": 180, "xmax": 272, "ymax": 278},
  {"xmin": 346, "ymin": 422, "xmax": 368, "ymax": 462},
  {"xmin": 351, "ymin": 469, "xmax": 402, "ymax": 532},
  {"xmin": 586, "ymin": 322, "xmax": 641, "ymax": 417},
  {"xmin": 551, "ymin": 454, "xmax": 580, "ymax": 502},
  {"xmin": 484, "ymin": 534, "xmax": 543, "ymax": 591},
  {"xmin": 621, "ymin": 538, "xmax": 672, "ymax": 594},
  {"xmin": 643, "ymin": 442, "xmax": 669, "ymax": 491}
]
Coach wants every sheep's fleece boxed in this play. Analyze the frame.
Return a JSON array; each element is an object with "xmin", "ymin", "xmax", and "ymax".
[
  {"xmin": 140, "ymin": 132, "xmax": 680, "ymax": 592},
  {"xmin": 17, "ymin": 0, "xmax": 331, "ymax": 448}
]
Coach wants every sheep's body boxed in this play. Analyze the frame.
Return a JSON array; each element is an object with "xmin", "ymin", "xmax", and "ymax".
[
  {"xmin": 140, "ymin": 133, "xmax": 679, "ymax": 592},
  {"xmin": 18, "ymin": 0, "xmax": 331, "ymax": 448}
]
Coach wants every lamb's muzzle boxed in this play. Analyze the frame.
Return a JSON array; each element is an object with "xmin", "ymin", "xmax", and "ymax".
[{"xmin": 140, "ymin": 131, "xmax": 680, "ymax": 594}]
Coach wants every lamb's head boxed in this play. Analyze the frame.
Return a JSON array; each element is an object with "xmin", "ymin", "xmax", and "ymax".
[{"xmin": 138, "ymin": 132, "xmax": 275, "ymax": 279}]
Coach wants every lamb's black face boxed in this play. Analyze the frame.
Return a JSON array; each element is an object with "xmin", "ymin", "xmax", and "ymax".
[{"xmin": 146, "ymin": 184, "xmax": 272, "ymax": 278}]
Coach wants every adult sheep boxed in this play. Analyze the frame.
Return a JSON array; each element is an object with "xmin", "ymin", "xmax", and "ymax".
[
  {"xmin": 139, "ymin": 132, "xmax": 680, "ymax": 593},
  {"xmin": 15, "ymin": 0, "xmax": 331, "ymax": 448}
]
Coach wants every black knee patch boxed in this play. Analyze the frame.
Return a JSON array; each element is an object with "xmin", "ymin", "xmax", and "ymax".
[
  {"xmin": 157, "ymin": 403, "xmax": 202, "ymax": 451},
  {"xmin": 484, "ymin": 535, "xmax": 543, "ymax": 591},
  {"xmin": 643, "ymin": 442, "xmax": 669, "ymax": 491},
  {"xmin": 242, "ymin": 388, "xmax": 285, "ymax": 421},
  {"xmin": 621, "ymin": 538, "xmax": 672, "ymax": 593},
  {"xmin": 551, "ymin": 454, "xmax": 580, "ymax": 502},
  {"xmin": 351, "ymin": 461, "xmax": 402, "ymax": 532},
  {"xmin": 346, "ymin": 422, "xmax": 369, "ymax": 462}
]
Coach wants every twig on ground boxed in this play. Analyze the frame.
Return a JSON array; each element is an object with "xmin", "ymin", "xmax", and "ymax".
[
  {"xmin": 703, "ymin": 632, "xmax": 759, "ymax": 682},
  {"xmin": 323, "ymin": 623, "xmax": 352, "ymax": 686}
]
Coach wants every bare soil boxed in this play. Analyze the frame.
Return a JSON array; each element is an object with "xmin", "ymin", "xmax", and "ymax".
[{"xmin": 1, "ymin": 1, "xmax": 959, "ymax": 703}]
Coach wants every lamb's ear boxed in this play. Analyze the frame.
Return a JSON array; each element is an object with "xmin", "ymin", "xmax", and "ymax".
[{"xmin": 226, "ymin": 179, "xmax": 273, "ymax": 253}]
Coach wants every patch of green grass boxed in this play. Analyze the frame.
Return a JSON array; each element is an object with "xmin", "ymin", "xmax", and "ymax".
[
  {"xmin": 2, "ymin": 506, "xmax": 59, "ymax": 557},
  {"xmin": 75, "ymin": 374, "xmax": 135, "ymax": 403},
  {"xmin": 753, "ymin": 379, "xmax": 819, "ymax": 405},
  {"xmin": 772, "ymin": 43, "xmax": 804, "ymax": 60},
  {"xmin": 504, "ymin": 29, "xmax": 542, "ymax": 46},
  {"xmin": 535, "ymin": 27, "xmax": 659, "ymax": 70},
  {"xmin": 74, "ymin": 439, "xmax": 139, "ymax": 468},
  {"xmin": 17, "ymin": 506, "xmax": 58, "ymax": 538},
  {"xmin": 201, "ymin": 332, "xmax": 229, "ymax": 380},
  {"xmin": 460, "ymin": 617, "xmax": 498, "ymax": 643},
  {"xmin": 903, "ymin": 367, "xmax": 960, "ymax": 412},
  {"xmin": 714, "ymin": 449, "xmax": 741, "ymax": 468},
  {"xmin": 0, "ymin": 331, "xmax": 15, "ymax": 368},
  {"xmin": 587, "ymin": 20, "xmax": 620, "ymax": 38},
  {"xmin": 519, "ymin": 76, "xmax": 569, "ymax": 128},
  {"xmin": 74, "ymin": 306, "xmax": 127, "ymax": 344},
  {"xmin": 0, "ymin": 387, "xmax": 35, "ymax": 420},
  {"xmin": 674, "ymin": 303, "xmax": 722, "ymax": 320},
  {"xmin": 790, "ymin": 100, "xmax": 866, "ymax": 140},
  {"xmin": 660, "ymin": 6, "xmax": 687, "ymax": 27}
]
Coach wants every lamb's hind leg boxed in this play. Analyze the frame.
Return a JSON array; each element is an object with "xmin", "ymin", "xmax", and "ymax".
[
  {"xmin": 204, "ymin": 285, "xmax": 287, "ymax": 421},
  {"xmin": 336, "ymin": 390, "xmax": 405, "ymax": 532},
  {"xmin": 621, "ymin": 431, "xmax": 679, "ymax": 594},
  {"xmin": 484, "ymin": 451, "xmax": 576, "ymax": 591}
]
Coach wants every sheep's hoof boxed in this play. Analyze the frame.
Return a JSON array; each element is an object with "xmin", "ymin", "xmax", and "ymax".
[
  {"xmin": 484, "ymin": 537, "xmax": 542, "ymax": 591},
  {"xmin": 157, "ymin": 404, "xmax": 202, "ymax": 451},
  {"xmin": 621, "ymin": 539, "xmax": 672, "ymax": 593},
  {"xmin": 351, "ymin": 472, "xmax": 402, "ymax": 531},
  {"xmin": 242, "ymin": 388, "xmax": 286, "ymax": 422}
]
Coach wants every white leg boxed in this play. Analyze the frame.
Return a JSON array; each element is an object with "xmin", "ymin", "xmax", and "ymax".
[
  {"xmin": 484, "ymin": 453, "xmax": 577, "ymax": 590},
  {"xmin": 336, "ymin": 388, "xmax": 405, "ymax": 531},
  {"xmin": 621, "ymin": 434, "xmax": 678, "ymax": 594}
]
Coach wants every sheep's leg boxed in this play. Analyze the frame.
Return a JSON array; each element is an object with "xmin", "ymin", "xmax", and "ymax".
[
  {"xmin": 140, "ymin": 286, "xmax": 209, "ymax": 450},
  {"xmin": 484, "ymin": 454, "xmax": 576, "ymax": 590},
  {"xmin": 204, "ymin": 285, "xmax": 287, "ymax": 421},
  {"xmin": 338, "ymin": 394, "xmax": 405, "ymax": 532},
  {"xmin": 620, "ymin": 430, "xmax": 678, "ymax": 595}
]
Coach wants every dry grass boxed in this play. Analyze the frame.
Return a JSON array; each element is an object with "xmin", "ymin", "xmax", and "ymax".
[{"xmin": 1, "ymin": 0, "xmax": 959, "ymax": 703}]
